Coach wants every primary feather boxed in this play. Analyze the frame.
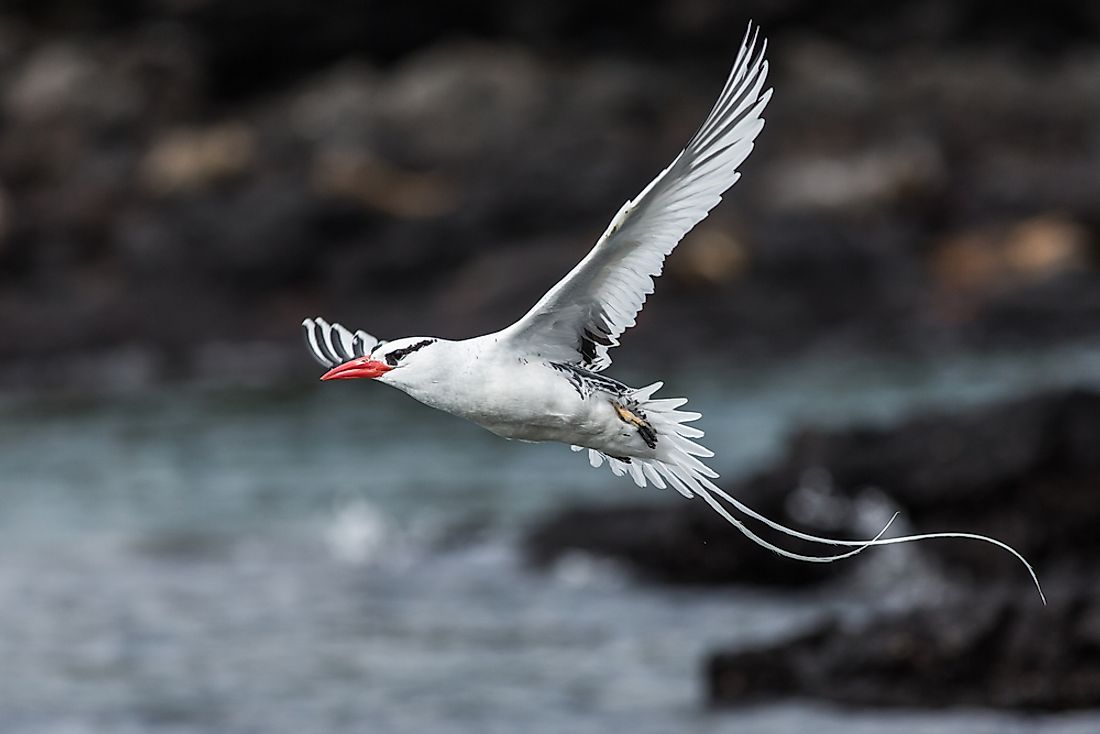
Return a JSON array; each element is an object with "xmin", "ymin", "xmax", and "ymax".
[
  {"xmin": 302, "ymin": 317, "xmax": 383, "ymax": 368},
  {"xmin": 500, "ymin": 24, "xmax": 771, "ymax": 371}
]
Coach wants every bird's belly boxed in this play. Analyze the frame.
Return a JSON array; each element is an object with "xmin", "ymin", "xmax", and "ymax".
[
  {"xmin": 483, "ymin": 401, "xmax": 656, "ymax": 460},
  {"xmin": 474, "ymin": 392, "xmax": 606, "ymax": 443},
  {"xmin": 408, "ymin": 360, "xmax": 645, "ymax": 451},
  {"xmin": 439, "ymin": 371, "xmax": 607, "ymax": 444}
]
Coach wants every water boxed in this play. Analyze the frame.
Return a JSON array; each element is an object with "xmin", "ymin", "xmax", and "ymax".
[{"xmin": 3, "ymin": 343, "xmax": 1100, "ymax": 733}]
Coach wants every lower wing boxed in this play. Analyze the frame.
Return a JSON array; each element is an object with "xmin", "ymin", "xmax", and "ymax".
[{"xmin": 302, "ymin": 317, "xmax": 383, "ymax": 368}]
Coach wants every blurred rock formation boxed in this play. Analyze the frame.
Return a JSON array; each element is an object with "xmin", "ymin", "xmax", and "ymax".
[
  {"xmin": 1, "ymin": 1, "xmax": 1099, "ymax": 386},
  {"xmin": 526, "ymin": 389, "xmax": 1100, "ymax": 589},
  {"xmin": 707, "ymin": 584, "xmax": 1100, "ymax": 709},
  {"xmin": 526, "ymin": 387, "xmax": 1100, "ymax": 708}
]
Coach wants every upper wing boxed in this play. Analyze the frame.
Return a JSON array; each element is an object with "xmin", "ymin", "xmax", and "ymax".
[
  {"xmin": 498, "ymin": 24, "xmax": 771, "ymax": 371},
  {"xmin": 302, "ymin": 317, "xmax": 384, "ymax": 368}
]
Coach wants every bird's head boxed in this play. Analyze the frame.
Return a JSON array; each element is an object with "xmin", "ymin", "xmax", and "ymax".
[{"xmin": 320, "ymin": 337, "xmax": 439, "ymax": 386}]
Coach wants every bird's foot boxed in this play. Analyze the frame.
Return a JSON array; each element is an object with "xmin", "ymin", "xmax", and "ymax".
[{"xmin": 611, "ymin": 401, "xmax": 658, "ymax": 449}]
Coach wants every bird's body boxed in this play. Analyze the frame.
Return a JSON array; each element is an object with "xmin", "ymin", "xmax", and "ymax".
[
  {"xmin": 383, "ymin": 337, "xmax": 621, "ymax": 447},
  {"xmin": 335, "ymin": 331, "xmax": 700, "ymax": 482},
  {"xmin": 444, "ymin": 355, "xmax": 632, "ymax": 451},
  {"xmin": 301, "ymin": 24, "xmax": 1044, "ymax": 599},
  {"xmin": 303, "ymin": 18, "xmax": 774, "ymax": 494}
]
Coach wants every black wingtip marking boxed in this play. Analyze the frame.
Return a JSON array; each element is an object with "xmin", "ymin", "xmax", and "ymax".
[
  {"xmin": 579, "ymin": 327, "xmax": 613, "ymax": 366},
  {"xmin": 580, "ymin": 334, "xmax": 599, "ymax": 365},
  {"xmin": 550, "ymin": 362, "xmax": 630, "ymax": 400}
]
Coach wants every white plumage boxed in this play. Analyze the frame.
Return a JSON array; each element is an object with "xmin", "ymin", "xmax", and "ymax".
[
  {"xmin": 303, "ymin": 316, "xmax": 382, "ymax": 368},
  {"xmin": 500, "ymin": 27, "xmax": 771, "ymax": 372},
  {"xmin": 301, "ymin": 24, "xmax": 1043, "ymax": 601}
]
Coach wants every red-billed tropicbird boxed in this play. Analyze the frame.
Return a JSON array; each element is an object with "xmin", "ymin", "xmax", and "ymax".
[{"xmin": 302, "ymin": 25, "xmax": 1043, "ymax": 600}]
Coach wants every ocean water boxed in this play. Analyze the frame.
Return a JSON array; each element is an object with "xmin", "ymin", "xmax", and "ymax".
[{"xmin": 3, "ymin": 344, "xmax": 1100, "ymax": 734}]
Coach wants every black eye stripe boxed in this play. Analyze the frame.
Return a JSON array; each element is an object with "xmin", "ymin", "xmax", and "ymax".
[{"xmin": 385, "ymin": 339, "xmax": 435, "ymax": 366}]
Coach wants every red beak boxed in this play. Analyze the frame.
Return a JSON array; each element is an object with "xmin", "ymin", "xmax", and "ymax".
[{"xmin": 320, "ymin": 358, "xmax": 393, "ymax": 381}]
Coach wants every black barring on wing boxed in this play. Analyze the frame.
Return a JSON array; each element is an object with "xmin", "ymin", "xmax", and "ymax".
[{"xmin": 302, "ymin": 318, "xmax": 334, "ymax": 367}]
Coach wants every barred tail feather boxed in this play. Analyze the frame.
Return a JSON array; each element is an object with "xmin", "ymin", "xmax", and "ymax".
[{"xmin": 573, "ymin": 384, "xmax": 1045, "ymax": 604}]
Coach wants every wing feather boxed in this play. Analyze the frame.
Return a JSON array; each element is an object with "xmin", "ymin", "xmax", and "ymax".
[
  {"xmin": 499, "ymin": 24, "xmax": 771, "ymax": 370},
  {"xmin": 302, "ymin": 317, "xmax": 384, "ymax": 368}
]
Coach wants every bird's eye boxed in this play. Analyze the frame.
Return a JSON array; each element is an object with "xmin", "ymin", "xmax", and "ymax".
[{"xmin": 384, "ymin": 339, "xmax": 436, "ymax": 367}]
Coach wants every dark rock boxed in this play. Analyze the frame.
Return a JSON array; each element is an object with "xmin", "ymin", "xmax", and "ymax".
[
  {"xmin": 2, "ymin": 3, "xmax": 1100, "ymax": 385},
  {"xmin": 525, "ymin": 499, "xmax": 849, "ymax": 588},
  {"xmin": 525, "ymin": 389, "xmax": 1100, "ymax": 588},
  {"xmin": 764, "ymin": 389, "xmax": 1100, "ymax": 580},
  {"xmin": 707, "ymin": 582, "xmax": 1100, "ymax": 710}
]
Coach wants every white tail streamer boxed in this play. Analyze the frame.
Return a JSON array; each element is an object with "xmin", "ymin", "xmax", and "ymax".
[{"xmin": 576, "ymin": 383, "xmax": 1046, "ymax": 604}]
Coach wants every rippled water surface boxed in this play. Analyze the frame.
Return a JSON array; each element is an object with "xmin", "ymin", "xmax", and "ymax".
[{"xmin": 3, "ymin": 344, "xmax": 1100, "ymax": 733}]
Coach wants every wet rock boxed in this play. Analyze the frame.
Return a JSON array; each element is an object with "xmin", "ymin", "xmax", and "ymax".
[
  {"xmin": 763, "ymin": 138, "xmax": 946, "ymax": 212},
  {"xmin": 767, "ymin": 389, "xmax": 1100, "ymax": 579},
  {"xmin": 5, "ymin": 42, "xmax": 99, "ymax": 121},
  {"xmin": 141, "ymin": 123, "xmax": 257, "ymax": 195},
  {"xmin": 526, "ymin": 389, "xmax": 1100, "ymax": 588},
  {"xmin": 524, "ymin": 498, "xmax": 850, "ymax": 588},
  {"xmin": 665, "ymin": 225, "xmax": 750, "ymax": 285},
  {"xmin": 309, "ymin": 146, "xmax": 458, "ymax": 219},
  {"xmin": 931, "ymin": 215, "xmax": 1092, "ymax": 295},
  {"xmin": 707, "ymin": 583, "xmax": 1100, "ymax": 709},
  {"xmin": 1, "ymin": 3, "xmax": 1100, "ymax": 382},
  {"xmin": 375, "ymin": 42, "xmax": 547, "ymax": 164}
]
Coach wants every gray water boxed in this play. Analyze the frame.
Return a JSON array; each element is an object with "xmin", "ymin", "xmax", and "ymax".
[{"xmin": 3, "ymin": 344, "xmax": 1100, "ymax": 734}]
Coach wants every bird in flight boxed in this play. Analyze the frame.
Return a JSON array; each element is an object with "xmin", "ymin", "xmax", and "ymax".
[{"xmin": 303, "ymin": 25, "xmax": 1043, "ymax": 600}]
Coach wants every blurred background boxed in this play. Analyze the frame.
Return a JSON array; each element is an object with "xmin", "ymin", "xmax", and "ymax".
[{"xmin": 1, "ymin": 0, "xmax": 1099, "ymax": 732}]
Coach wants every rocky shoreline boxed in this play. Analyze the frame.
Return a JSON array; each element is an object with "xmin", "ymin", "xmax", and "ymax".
[
  {"xmin": 2, "ymin": 2, "xmax": 1099, "ymax": 388},
  {"xmin": 525, "ymin": 388, "xmax": 1100, "ymax": 709},
  {"xmin": 707, "ymin": 584, "xmax": 1100, "ymax": 710}
]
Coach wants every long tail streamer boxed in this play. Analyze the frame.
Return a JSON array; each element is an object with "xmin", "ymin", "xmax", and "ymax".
[{"xmin": 578, "ymin": 382, "xmax": 1046, "ymax": 604}]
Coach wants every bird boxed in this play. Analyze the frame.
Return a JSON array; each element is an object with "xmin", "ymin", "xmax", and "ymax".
[{"xmin": 302, "ymin": 24, "xmax": 1043, "ymax": 601}]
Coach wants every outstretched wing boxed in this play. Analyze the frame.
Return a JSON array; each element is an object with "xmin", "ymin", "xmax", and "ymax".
[
  {"xmin": 498, "ymin": 24, "xmax": 771, "ymax": 371},
  {"xmin": 302, "ymin": 317, "xmax": 384, "ymax": 368}
]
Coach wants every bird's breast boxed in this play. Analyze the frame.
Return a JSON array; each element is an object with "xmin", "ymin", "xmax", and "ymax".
[{"xmin": 424, "ymin": 360, "xmax": 606, "ymax": 443}]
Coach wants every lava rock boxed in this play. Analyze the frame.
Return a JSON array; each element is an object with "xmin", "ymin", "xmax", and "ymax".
[
  {"xmin": 707, "ymin": 583, "xmax": 1100, "ymax": 710},
  {"xmin": 525, "ymin": 388, "xmax": 1100, "ymax": 588},
  {"xmin": 524, "ymin": 499, "xmax": 849, "ymax": 588},
  {"xmin": 763, "ymin": 389, "xmax": 1100, "ymax": 580},
  {"xmin": 2, "ymin": 3, "xmax": 1100, "ymax": 385}
]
